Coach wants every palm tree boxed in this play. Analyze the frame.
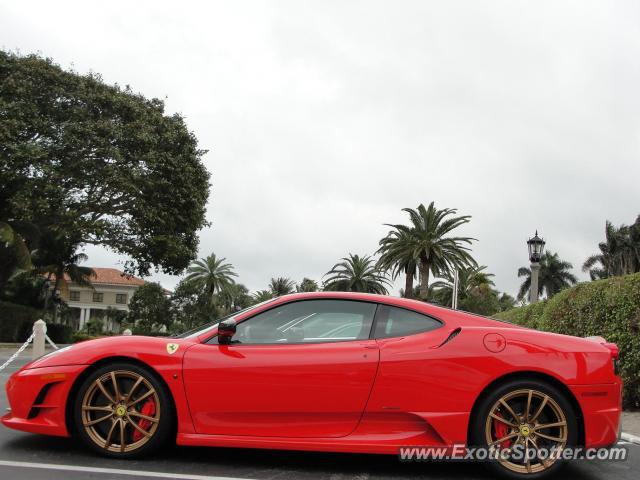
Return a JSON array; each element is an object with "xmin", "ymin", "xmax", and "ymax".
[
  {"xmin": 381, "ymin": 202, "xmax": 476, "ymax": 300},
  {"xmin": 497, "ymin": 292, "xmax": 517, "ymax": 312},
  {"xmin": 518, "ymin": 251, "xmax": 577, "ymax": 301},
  {"xmin": 630, "ymin": 216, "xmax": 640, "ymax": 271},
  {"xmin": 377, "ymin": 228, "xmax": 418, "ymax": 298},
  {"xmin": 399, "ymin": 285, "xmax": 421, "ymax": 298},
  {"xmin": 297, "ymin": 278, "xmax": 319, "ymax": 292},
  {"xmin": 323, "ymin": 254, "xmax": 391, "ymax": 294},
  {"xmin": 252, "ymin": 289, "xmax": 274, "ymax": 304},
  {"xmin": 33, "ymin": 232, "xmax": 96, "ymax": 293},
  {"xmin": 430, "ymin": 266, "xmax": 495, "ymax": 307},
  {"xmin": 183, "ymin": 254, "xmax": 237, "ymax": 306},
  {"xmin": 269, "ymin": 277, "xmax": 296, "ymax": 296},
  {"xmin": 583, "ymin": 221, "xmax": 622, "ymax": 280},
  {"xmin": 217, "ymin": 283, "xmax": 251, "ymax": 313},
  {"xmin": 429, "ymin": 266, "xmax": 515, "ymax": 315},
  {"xmin": 583, "ymin": 217, "xmax": 640, "ymax": 280}
]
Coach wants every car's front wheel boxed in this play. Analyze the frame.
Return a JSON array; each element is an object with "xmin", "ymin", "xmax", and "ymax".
[
  {"xmin": 471, "ymin": 379, "xmax": 577, "ymax": 479},
  {"xmin": 73, "ymin": 362, "xmax": 174, "ymax": 457}
]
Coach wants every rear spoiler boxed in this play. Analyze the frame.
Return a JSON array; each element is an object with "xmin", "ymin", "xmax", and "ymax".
[{"xmin": 585, "ymin": 336, "xmax": 619, "ymax": 359}]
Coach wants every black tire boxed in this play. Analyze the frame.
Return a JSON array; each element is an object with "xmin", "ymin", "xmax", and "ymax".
[
  {"xmin": 72, "ymin": 361, "xmax": 174, "ymax": 458},
  {"xmin": 470, "ymin": 379, "xmax": 578, "ymax": 480}
]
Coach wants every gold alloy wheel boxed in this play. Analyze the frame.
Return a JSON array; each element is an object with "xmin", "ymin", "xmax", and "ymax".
[
  {"xmin": 485, "ymin": 389, "xmax": 568, "ymax": 475},
  {"xmin": 81, "ymin": 370, "xmax": 161, "ymax": 453}
]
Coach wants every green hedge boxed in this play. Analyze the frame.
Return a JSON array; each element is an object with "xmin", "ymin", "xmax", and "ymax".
[
  {"xmin": 71, "ymin": 332, "xmax": 99, "ymax": 343},
  {"xmin": 495, "ymin": 299, "xmax": 547, "ymax": 330},
  {"xmin": 46, "ymin": 324, "xmax": 74, "ymax": 344},
  {"xmin": 0, "ymin": 301, "xmax": 41, "ymax": 342},
  {"xmin": 494, "ymin": 273, "xmax": 640, "ymax": 409},
  {"xmin": 0, "ymin": 301, "xmax": 73, "ymax": 343}
]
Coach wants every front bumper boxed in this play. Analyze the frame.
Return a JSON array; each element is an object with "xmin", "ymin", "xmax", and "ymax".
[{"xmin": 2, "ymin": 364, "xmax": 86, "ymax": 437}]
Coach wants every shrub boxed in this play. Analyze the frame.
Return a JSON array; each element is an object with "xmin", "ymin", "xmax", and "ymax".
[
  {"xmin": 71, "ymin": 332, "xmax": 98, "ymax": 343},
  {"xmin": 85, "ymin": 318, "xmax": 104, "ymax": 336},
  {"xmin": 45, "ymin": 323, "xmax": 73, "ymax": 344},
  {"xmin": 494, "ymin": 273, "xmax": 640, "ymax": 409},
  {"xmin": 495, "ymin": 299, "xmax": 547, "ymax": 330},
  {"xmin": 0, "ymin": 301, "xmax": 42, "ymax": 342},
  {"xmin": 134, "ymin": 331, "xmax": 169, "ymax": 337}
]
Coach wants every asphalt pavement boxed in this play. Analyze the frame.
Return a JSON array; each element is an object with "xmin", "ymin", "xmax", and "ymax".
[{"xmin": 0, "ymin": 348, "xmax": 638, "ymax": 480}]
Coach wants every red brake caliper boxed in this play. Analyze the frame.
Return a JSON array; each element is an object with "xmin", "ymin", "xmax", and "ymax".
[
  {"xmin": 131, "ymin": 399, "xmax": 156, "ymax": 442},
  {"xmin": 493, "ymin": 412, "xmax": 512, "ymax": 448}
]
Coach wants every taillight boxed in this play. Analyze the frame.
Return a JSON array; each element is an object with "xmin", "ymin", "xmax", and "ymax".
[
  {"xmin": 603, "ymin": 342, "xmax": 620, "ymax": 376},
  {"xmin": 604, "ymin": 342, "xmax": 619, "ymax": 359},
  {"xmin": 585, "ymin": 337, "xmax": 620, "ymax": 376},
  {"xmin": 613, "ymin": 358, "xmax": 620, "ymax": 376}
]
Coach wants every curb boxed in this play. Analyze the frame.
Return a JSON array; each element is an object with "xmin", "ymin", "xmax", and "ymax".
[{"xmin": 621, "ymin": 432, "xmax": 640, "ymax": 445}]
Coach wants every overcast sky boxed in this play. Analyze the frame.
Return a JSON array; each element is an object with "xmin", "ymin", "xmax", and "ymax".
[{"xmin": 2, "ymin": 0, "xmax": 639, "ymax": 298}]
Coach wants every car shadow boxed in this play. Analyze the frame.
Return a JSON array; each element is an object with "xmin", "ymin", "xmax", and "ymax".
[{"xmin": 1, "ymin": 434, "xmax": 607, "ymax": 480}]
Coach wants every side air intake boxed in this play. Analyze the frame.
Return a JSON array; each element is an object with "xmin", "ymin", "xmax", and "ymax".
[{"xmin": 438, "ymin": 328, "xmax": 461, "ymax": 348}]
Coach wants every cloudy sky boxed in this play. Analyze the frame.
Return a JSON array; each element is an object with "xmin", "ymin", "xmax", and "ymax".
[{"xmin": 2, "ymin": 0, "xmax": 639, "ymax": 298}]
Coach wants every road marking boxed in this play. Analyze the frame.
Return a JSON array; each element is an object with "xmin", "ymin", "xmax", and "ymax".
[
  {"xmin": 621, "ymin": 432, "xmax": 640, "ymax": 445},
  {"xmin": 0, "ymin": 460, "xmax": 253, "ymax": 480}
]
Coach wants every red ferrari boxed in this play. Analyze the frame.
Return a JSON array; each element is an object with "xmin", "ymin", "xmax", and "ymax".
[{"xmin": 3, "ymin": 292, "xmax": 621, "ymax": 478}]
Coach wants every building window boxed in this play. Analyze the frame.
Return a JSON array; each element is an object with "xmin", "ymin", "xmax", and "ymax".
[
  {"xmin": 93, "ymin": 292, "xmax": 104, "ymax": 303},
  {"xmin": 69, "ymin": 290, "xmax": 80, "ymax": 301},
  {"xmin": 116, "ymin": 294, "xmax": 127, "ymax": 304}
]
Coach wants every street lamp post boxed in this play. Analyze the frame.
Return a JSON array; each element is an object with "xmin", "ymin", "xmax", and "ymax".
[
  {"xmin": 451, "ymin": 269, "xmax": 459, "ymax": 310},
  {"xmin": 527, "ymin": 231, "xmax": 546, "ymax": 303}
]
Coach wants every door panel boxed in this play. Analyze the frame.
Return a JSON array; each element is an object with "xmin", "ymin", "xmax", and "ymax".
[{"xmin": 183, "ymin": 340, "xmax": 379, "ymax": 438}]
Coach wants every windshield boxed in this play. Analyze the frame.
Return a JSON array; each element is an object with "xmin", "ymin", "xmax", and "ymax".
[{"xmin": 172, "ymin": 298, "xmax": 277, "ymax": 339}]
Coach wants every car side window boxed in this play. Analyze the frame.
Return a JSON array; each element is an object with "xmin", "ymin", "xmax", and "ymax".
[
  {"xmin": 209, "ymin": 300, "xmax": 377, "ymax": 345},
  {"xmin": 373, "ymin": 305, "xmax": 441, "ymax": 339}
]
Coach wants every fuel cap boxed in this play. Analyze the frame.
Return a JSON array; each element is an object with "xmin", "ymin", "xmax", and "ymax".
[{"xmin": 483, "ymin": 333, "xmax": 507, "ymax": 353}]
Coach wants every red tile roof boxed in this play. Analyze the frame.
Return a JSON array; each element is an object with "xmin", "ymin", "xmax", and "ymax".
[
  {"xmin": 92, "ymin": 268, "xmax": 146, "ymax": 286},
  {"xmin": 57, "ymin": 268, "xmax": 146, "ymax": 286}
]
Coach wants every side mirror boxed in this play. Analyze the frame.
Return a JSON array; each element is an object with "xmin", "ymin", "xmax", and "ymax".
[{"xmin": 217, "ymin": 318, "xmax": 237, "ymax": 345}]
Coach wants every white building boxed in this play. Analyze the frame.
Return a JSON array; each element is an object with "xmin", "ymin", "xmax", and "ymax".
[{"xmin": 57, "ymin": 268, "xmax": 147, "ymax": 332}]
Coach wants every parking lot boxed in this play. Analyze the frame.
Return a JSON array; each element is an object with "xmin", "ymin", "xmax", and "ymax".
[{"xmin": 1, "ymin": 348, "xmax": 638, "ymax": 480}]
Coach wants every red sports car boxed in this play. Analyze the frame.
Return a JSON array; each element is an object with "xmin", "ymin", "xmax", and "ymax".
[{"xmin": 2, "ymin": 292, "xmax": 621, "ymax": 478}]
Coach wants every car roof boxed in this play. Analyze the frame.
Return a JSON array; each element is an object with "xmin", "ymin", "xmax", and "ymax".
[
  {"xmin": 271, "ymin": 292, "xmax": 520, "ymax": 330},
  {"xmin": 274, "ymin": 291, "xmax": 431, "ymax": 309}
]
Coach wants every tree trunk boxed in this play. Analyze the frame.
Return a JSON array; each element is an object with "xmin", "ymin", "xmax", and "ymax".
[
  {"xmin": 404, "ymin": 270, "xmax": 414, "ymax": 299},
  {"xmin": 47, "ymin": 268, "xmax": 63, "ymax": 325},
  {"xmin": 53, "ymin": 266, "xmax": 62, "ymax": 293},
  {"xmin": 419, "ymin": 260, "xmax": 430, "ymax": 300}
]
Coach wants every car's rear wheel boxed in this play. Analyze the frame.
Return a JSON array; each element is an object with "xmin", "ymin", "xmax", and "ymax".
[
  {"xmin": 471, "ymin": 379, "xmax": 577, "ymax": 479},
  {"xmin": 73, "ymin": 362, "xmax": 173, "ymax": 457}
]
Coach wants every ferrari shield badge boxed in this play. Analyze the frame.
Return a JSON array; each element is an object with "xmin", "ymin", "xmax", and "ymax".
[{"xmin": 166, "ymin": 343, "xmax": 179, "ymax": 355}]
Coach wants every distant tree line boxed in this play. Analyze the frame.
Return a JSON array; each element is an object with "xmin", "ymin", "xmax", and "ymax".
[
  {"xmin": 583, "ymin": 216, "xmax": 640, "ymax": 280},
  {"xmin": 125, "ymin": 202, "xmax": 516, "ymax": 333}
]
